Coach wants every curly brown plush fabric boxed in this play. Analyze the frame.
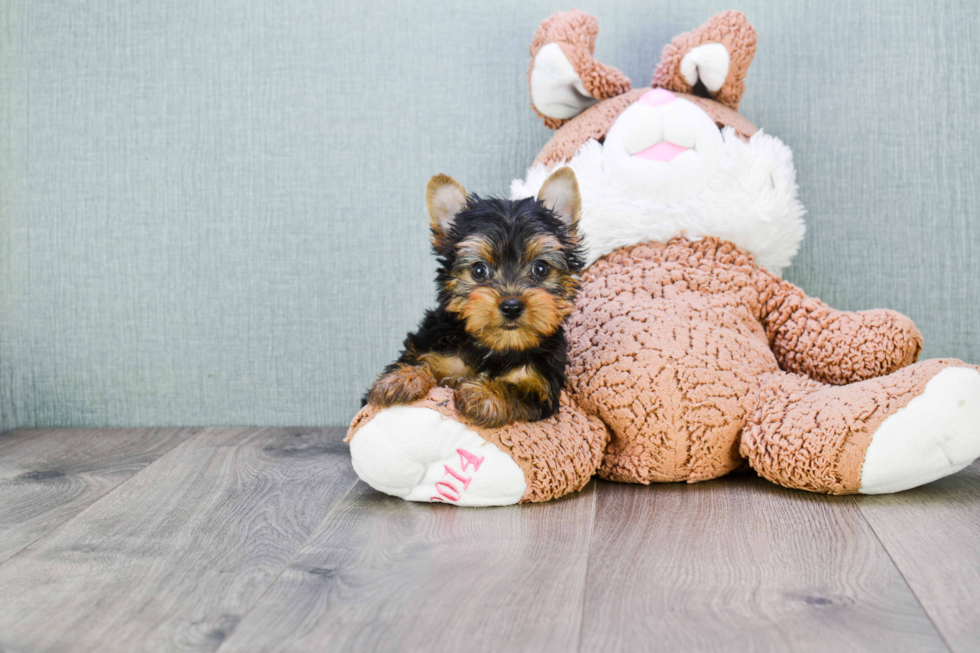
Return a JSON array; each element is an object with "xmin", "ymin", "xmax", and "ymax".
[
  {"xmin": 758, "ymin": 276, "xmax": 923, "ymax": 385},
  {"xmin": 742, "ymin": 359, "xmax": 974, "ymax": 493},
  {"xmin": 567, "ymin": 238, "xmax": 974, "ymax": 494},
  {"xmin": 528, "ymin": 10, "xmax": 632, "ymax": 130},
  {"xmin": 652, "ymin": 10, "xmax": 757, "ymax": 110},
  {"xmin": 566, "ymin": 239, "xmax": 777, "ymax": 483}
]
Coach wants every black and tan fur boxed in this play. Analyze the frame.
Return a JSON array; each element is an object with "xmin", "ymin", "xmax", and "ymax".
[{"xmin": 366, "ymin": 168, "xmax": 585, "ymax": 428}]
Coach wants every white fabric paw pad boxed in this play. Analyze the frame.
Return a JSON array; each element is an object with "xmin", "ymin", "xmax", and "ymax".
[
  {"xmin": 349, "ymin": 406, "xmax": 527, "ymax": 507},
  {"xmin": 861, "ymin": 367, "xmax": 980, "ymax": 494}
]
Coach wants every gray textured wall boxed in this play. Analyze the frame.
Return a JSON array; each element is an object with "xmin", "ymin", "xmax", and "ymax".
[{"xmin": 1, "ymin": 0, "xmax": 978, "ymax": 430}]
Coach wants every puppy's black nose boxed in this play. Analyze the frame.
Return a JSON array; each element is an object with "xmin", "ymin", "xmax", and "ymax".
[{"xmin": 499, "ymin": 298, "xmax": 525, "ymax": 320}]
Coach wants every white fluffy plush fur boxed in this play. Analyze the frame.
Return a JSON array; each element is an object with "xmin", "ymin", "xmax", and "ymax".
[{"xmin": 511, "ymin": 128, "xmax": 806, "ymax": 275}]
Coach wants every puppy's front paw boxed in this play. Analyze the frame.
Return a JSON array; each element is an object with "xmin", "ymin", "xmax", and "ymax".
[
  {"xmin": 454, "ymin": 381, "xmax": 512, "ymax": 428},
  {"xmin": 367, "ymin": 364, "xmax": 435, "ymax": 407}
]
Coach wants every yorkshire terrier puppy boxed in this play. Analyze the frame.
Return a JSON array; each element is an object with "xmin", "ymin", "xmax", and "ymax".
[{"xmin": 366, "ymin": 167, "xmax": 585, "ymax": 428}]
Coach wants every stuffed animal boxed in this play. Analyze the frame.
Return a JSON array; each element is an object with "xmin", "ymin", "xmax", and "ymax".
[{"xmin": 346, "ymin": 10, "xmax": 980, "ymax": 506}]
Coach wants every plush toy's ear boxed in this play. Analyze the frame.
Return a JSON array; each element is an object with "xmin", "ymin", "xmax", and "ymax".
[
  {"xmin": 652, "ymin": 11, "xmax": 757, "ymax": 111},
  {"xmin": 536, "ymin": 167, "xmax": 581, "ymax": 228},
  {"xmin": 528, "ymin": 10, "xmax": 632, "ymax": 129},
  {"xmin": 426, "ymin": 174, "xmax": 468, "ymax": 240}
]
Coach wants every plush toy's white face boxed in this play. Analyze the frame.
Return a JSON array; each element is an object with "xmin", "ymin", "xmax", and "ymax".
[
  {"xmin": 516, "ymin": 45, "xmax": 806, "ymax": 275},
  {"xmin": 601, "ymin": 88, "xmax": 726, "ymax": 202},
  {"xmin": 530, "ymin": 42, "xmax": 737, "ymax": 204}
]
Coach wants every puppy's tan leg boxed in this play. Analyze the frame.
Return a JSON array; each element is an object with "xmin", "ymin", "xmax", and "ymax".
[
  {"xmin": 366, "ymin": 363, "xmax": 436, "ymax": 407},
  {"xmin": 418, "ymin": 352, "xmax": 472, "ymax": 388},
  {"xmin": 455, "ymin": 365, "xmax": 555, "ymax": 428},
  {"xmin": 454, "ymin": 378, "xmax": 514, "ymax": 429}
]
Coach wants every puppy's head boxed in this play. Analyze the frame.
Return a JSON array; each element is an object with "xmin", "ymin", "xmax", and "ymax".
[{"xmin": 427, "ymin": 168, "xmax": 584, "ymax": 352}]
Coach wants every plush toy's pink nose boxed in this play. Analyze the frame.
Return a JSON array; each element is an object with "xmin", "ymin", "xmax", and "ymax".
[{"xmin": 640, "ymin": 88, "xmax": 676, "ymax": 107}]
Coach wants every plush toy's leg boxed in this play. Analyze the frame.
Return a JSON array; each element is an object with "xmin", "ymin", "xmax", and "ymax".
[
  {"xmin": 742, "ymin": 360, "xmax": 980, "ymax": 494},
  {"xmin": 347, "ymin": 387, "xmax": 608, "ymax": 506}
]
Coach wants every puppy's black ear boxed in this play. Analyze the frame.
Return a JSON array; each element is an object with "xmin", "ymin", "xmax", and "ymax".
[
  {"xmin": 426, "ymin": 174, "xmax": 468, "ymax": 241},
  {"xmin": 537, "ymin": 167, "xmax": 581, "ymax": 228}
]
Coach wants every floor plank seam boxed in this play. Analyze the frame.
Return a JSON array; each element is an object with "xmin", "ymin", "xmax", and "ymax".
[
  {"xmin": 212, "ymin": 477, "xmax": 360, "ymax": 653},
  {"xmin": 852, "ymin": 497, "xmax": 955, "ymax": 653},
  {"xmin": 575, "ymin": 479, "xmax": 599, "ymax": 653},
  {"xmin": 0, "ymin": 427, "xmax": 204, "ymax": 571}
]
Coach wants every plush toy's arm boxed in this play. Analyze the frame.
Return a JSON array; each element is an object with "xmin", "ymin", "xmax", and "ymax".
[
  {"xmin": 652, "ymin": 11, "xmax": 756, "ymax": 110},
  {"xmin": 528, "ymin": 10, "xmax": 631, "ymax": 129},
  {"xmin": 756, "ymin": 271, "xmax": 923, "ymax": 386}
]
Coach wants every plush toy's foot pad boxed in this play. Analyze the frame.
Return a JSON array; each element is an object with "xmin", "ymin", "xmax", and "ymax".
[
  {"xmin": 349, "ymin": 406, "xmax": 527, "ymax": 506},
  {"xmin": 861, "ymin": 367, "xmax": 980, "ymax": 494}
]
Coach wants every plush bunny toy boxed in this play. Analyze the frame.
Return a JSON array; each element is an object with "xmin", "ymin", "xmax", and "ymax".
[{"xmin": 346, "ymin": 10, "xmax": 980, "ymax": 506}]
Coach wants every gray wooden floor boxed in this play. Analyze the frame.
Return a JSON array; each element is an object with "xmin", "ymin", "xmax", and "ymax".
[{"xmin": 1, "ymin": 427, "xmax": 978, "ymax": 653}]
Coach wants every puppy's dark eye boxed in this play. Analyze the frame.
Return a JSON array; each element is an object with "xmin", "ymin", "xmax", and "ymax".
[
  {"xmin": 471, "ymin": 262, "xmax": 490, "ymax": 281},
  {"xmin": 531, "ymin": 260, "xmax": 550, "ymax": 278}
]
